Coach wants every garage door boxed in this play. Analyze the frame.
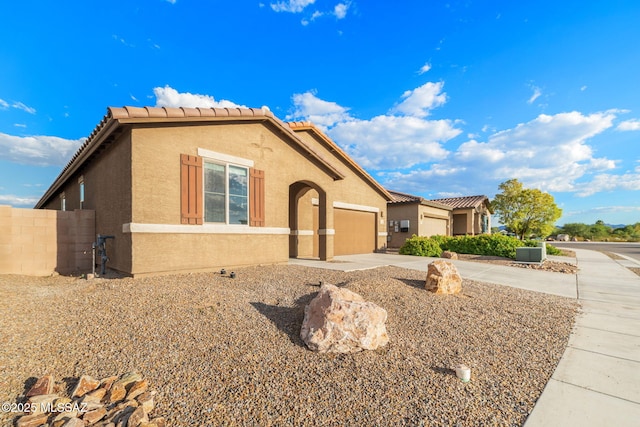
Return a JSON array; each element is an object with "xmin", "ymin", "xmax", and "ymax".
[
  {"xmin": 423, "ymin": 217, "xmax": 448, "ymax": 237},
  {"xmin": 334, "ymin": 209, "xmax": 376, "ymax": 255}
]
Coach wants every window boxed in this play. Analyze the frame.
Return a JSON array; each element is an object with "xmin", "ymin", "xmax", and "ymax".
[
  {"xmin": 79, "ymin": 177, "xmax": 85, "ymax": 209},
  {"xmin": 204, "ymin": 162, "xmax": 248, "ymax": 224},
  {"xmin": 181, "ymin": 153, "xmax": 263, "ymax": 226},
  {"xmin": 60, "ymin": 193, "xmax": 66, "ymax": 211}
]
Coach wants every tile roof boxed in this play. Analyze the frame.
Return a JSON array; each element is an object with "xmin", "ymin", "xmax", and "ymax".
[
  {"xmin": 36, "ymin": 106, "xmax": 351, "ymax": 209},
  {"xmin": 36, "ymin": 106, "xmax": 392, "ymax": 208},
  {"xmin": 53, "ymin": 107, "xmax": 283, "ymax": 196},
  {"xmin": 387, "ymin": 190, "xmax": 452, "ymax": 210},
  {"xmin": 430, "ymin": 195, "xmax": 489, "ymax": 210},
  {"xmin": 388, "ymin": 190, "xmax": 421, "ymax": 203}
]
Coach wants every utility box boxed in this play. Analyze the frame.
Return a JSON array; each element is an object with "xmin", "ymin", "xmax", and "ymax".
[{"xmin": 515, "ymin": 246, "xmax": 546, "ymax": 263}]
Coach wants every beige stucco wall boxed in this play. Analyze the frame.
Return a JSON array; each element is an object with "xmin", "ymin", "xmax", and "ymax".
[
  {"xmin": 43, "ymin": 133, "xmax": 133, "ymax": 273},
  {"xmin": 123, "ymin": 122, "xmax": 388, "ymax": 275},
  {"xmin": 387, "ymin": 203, "xmax": 452, "ymax": 248},
  {"xmin": 294, "ymin": 190, "xmax": 319, "ymax": 258},
  {"xmin": 387, "ymin": 203, "xmax": 418, "ymax": 248},
  {"xmin": 36, "ymin": 119, "xmax": 389, "ymax": 276},
  {"xmin": 293, "ymin": 129, "xmax": 388, "ymax": 251},
  {"xmin": 0, "ymin": 206, "xmax": 95, "ymax": 276},
  {"xmin": 452, "ymin": 205, "xmax": 491, "ymax": 235}
]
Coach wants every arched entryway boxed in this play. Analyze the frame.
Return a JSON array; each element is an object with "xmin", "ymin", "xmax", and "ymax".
[{"xmin": 289, "ymin": 181, "xmax": 329, "ymax": 260}]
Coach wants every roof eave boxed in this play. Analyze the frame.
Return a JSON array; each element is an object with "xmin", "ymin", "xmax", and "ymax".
[
  {"xmin": 35, "ymin": 107, "xmax": 348, "ymax": 209},
  {"xmin": 34, "ymin": 114, "xmax": 120, "ymax": 209}
]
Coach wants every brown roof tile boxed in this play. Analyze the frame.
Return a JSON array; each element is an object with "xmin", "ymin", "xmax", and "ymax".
[
  {"xmin": 35, "ymin": 106, "xmax": 352, "ymax": 209},
  {"xmin": 431, "ymin": 195, "xmax": 489, "ymax": 210},
  {"xmin": 388, "ymin": 190, "xmax": 422, "ymax": 203},
  {"xmin": 387, "ymin": 190, "xmax": 452, "ymax": 210}
]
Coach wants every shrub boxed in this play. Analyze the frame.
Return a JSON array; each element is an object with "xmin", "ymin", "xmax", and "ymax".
[
  {"xmin": 546, "ymin": 244, "xmax": 562, "ymax": 256},
  {"xmin": 429, "ymin": 234, "xmax": 452, "ymax": 250},
  {"xmin": 400, "ymin": 233, "xmax": 523, "ymax": 259},
  {"xmin": 399, "ymin": 235, "xmax": 443, "ymax": 257},
  {"xmin": 440, "ymin": 234, "xmax": 521, "ymax": 258}
]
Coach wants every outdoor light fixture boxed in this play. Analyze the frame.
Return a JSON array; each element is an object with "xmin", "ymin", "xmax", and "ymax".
[
  {"xmin": 230, "ymin": 272, "xmax": 236, "ymax": 279},
  {"xmin": 220, "ymin": 268, "xmax": 226, "ymax": 275}
]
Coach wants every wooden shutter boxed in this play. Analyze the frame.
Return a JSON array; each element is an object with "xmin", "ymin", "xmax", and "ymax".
[
  {"xmin": 249, "ymin": 168, "xmax": 265, "ymax": 226},
  {"xmin": 180, "ymin": 154, "xmax": 203, "ymax": 224}
]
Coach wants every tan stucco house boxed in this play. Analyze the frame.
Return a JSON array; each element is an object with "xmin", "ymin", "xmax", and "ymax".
[
  {"xmin": 35, "ymin": 107, "xmax": 392, "ymax": 276},
  {"xmin": 386, "ymin": 191, "xmax": 492, "ymax": 248},
  {"xmin": 386, "ymin": 190, "xmax": 453, "ymax": 248},
  {"xmin": 432, "ymin": 195, "xmax": 492, "ymax": 236}
]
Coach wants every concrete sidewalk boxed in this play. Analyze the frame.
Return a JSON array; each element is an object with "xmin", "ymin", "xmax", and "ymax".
[
  {"xmin": 289, "ymin": 249, "xmax": 640, "ymax": 426},
  {"xmin": 524, "ymin": 249, "xmax": 640, "ymax": 427}
]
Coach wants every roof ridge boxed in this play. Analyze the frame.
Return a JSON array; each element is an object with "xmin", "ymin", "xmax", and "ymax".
[{"xmin": 35, "ymin": 105, "xmax": 350, "ymax": 208}]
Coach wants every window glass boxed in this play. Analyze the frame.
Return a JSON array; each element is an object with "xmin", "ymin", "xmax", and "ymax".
[
  {"xmin": 229, "ymin": 166, "xmax": 248, "ymax": 224},
  {"xmin": 204, "ymin": 163, "xmax": 225, "ymax": 223},
  {"xmin": 204, "ymin": 162, "xmax": 248, "ymax": 224},
  {"xmin": 79, "ymin": 181, "xmax": 85, "ymax": 209}
]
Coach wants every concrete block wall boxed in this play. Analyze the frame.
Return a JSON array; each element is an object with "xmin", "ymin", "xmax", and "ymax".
[{"xmin": 0, "ymin": 206, "xmax": 95, "ymax": 276}]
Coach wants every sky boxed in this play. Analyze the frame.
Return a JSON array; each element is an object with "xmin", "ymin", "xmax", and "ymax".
[{"xmin": 1, "ymin": 0, "xmax": 639, "ymax": 226}]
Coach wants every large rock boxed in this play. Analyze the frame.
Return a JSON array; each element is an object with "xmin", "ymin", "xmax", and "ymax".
[
  {"xmin": 441, "ymin": 251, "xmax": 458, "ymax": 260},
  {"xmin": 71, "ymin": 375, "xmax": 100, "ymax": 398},
  {"xmin": 426, "ymin": 260, "xmax": 462, "ymax": 294},
  {"xmin": 300, "ymin": 283, "xmax": 389, "ymax": 353},
  {"xmin": 26, "ymin": 374, "xmax": 54, "ymax": 397}
]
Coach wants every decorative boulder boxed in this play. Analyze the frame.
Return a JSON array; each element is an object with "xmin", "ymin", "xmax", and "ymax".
[
  {"xmin": 426, "ymin": 260, "xmax": 462, "ymax": 294},
  {"xmin": 441, "ymin": 251, "xmax": 458, "ymax": 260},
  {"xmin": 300, "ymin": 283, "xmax": 389, "ymax": 353}
]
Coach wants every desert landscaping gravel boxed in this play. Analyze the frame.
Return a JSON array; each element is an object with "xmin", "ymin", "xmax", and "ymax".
[{"xmin": 0, "ymin": 265, "xmax": 578, "ymax": 426}]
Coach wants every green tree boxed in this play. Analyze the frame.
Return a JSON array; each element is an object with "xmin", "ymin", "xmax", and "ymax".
[
  {"xmin": 561, "ymin": 222, "xmax": 590, "ymax": 239},
  {"xmin": 589, "ymin": 219, "xmax": 612, "ymax": 240},
  {"xmin": 491, "ymin": 179, "xmax": 562, "ymax": 240}
]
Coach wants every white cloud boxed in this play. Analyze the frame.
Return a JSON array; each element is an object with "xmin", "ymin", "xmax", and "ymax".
[
  {"xmin": 617, "ymin": 119, "xmax": 640, "ymax": 131},
  {"xmin": 328, "ymin": 115, "xmax": 459, "ymax": 169},
  {"xmin": 0, "ymin": 132, "xmax": 85, "ymax": 166},
  {"xmin": 334, "ymin": 2, "xmax": 349, "ymax": 19},
  {"xmin": 270, "ymin": 0, "xmax": 315, "ymax": 13},
  {"xmin": 286, "ymin": 91, "xmax": 351, "ymax": 129},
  {"xmin": 0, "ymin": 194, "xmax": 40, "ymax": 208},
  {"xmin": 418, "ymin": 63, "xmax": 431, "ymax": 74},
  {"xmin": 112, "ymin": 34, "xmax": 134, "ymax": 48},
  {"xmin": 381, "ymin": 111, "xmax": 631, "ymax": 198},
  {"xmin": 580, "ymin": 85, "xmax": 588, "ymax": 91},
  {"xmin": 0, "ymin": 99, "xmax": 36, "ymax": 114},
  {"xmin": 566, "ymin": 205, "xmax": 640, "ymax": 218},
  {"xmin": 527, "ymin": 85, "xmax": 542, "ymax": 104},
  {"xmin": 287, "ymin": 86, "xmax": 461, "ymax": 170},
  {"xmin": 153, "ymin": 85, "xmax": 245, "ymax": 109},
  {"xmin": 391, "ymin": 82, "xmax": 447, "ymax": 118},
  {"xmin": 166, "ymin": 0, "xmax": 176, "ymax": 4}
]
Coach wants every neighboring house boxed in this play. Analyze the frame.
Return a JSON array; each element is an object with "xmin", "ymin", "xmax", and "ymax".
[
  {"xmin": 386, "ymin": 191, "xmax": 492, "ymax": 248},
  {"xmin": 431, "ymin": 195, "xmax": 492, "ymax": 236},
  {"xmin": 35, "ymin": 107, "xmax": 392, "ymax": 277},
  {"xmin": 386, "ymin": 190, "xmax": 453, "ymax": 248}
]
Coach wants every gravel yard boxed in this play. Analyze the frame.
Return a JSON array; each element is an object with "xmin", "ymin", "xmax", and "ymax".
[{"xmin": 0, "ymin": 265, "xmax": 578, "ymax": 426}]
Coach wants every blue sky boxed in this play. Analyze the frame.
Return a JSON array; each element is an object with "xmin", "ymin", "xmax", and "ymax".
[{"xmin": 1, "ymin": 0, "xmax": 639, "ymax": 226}]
